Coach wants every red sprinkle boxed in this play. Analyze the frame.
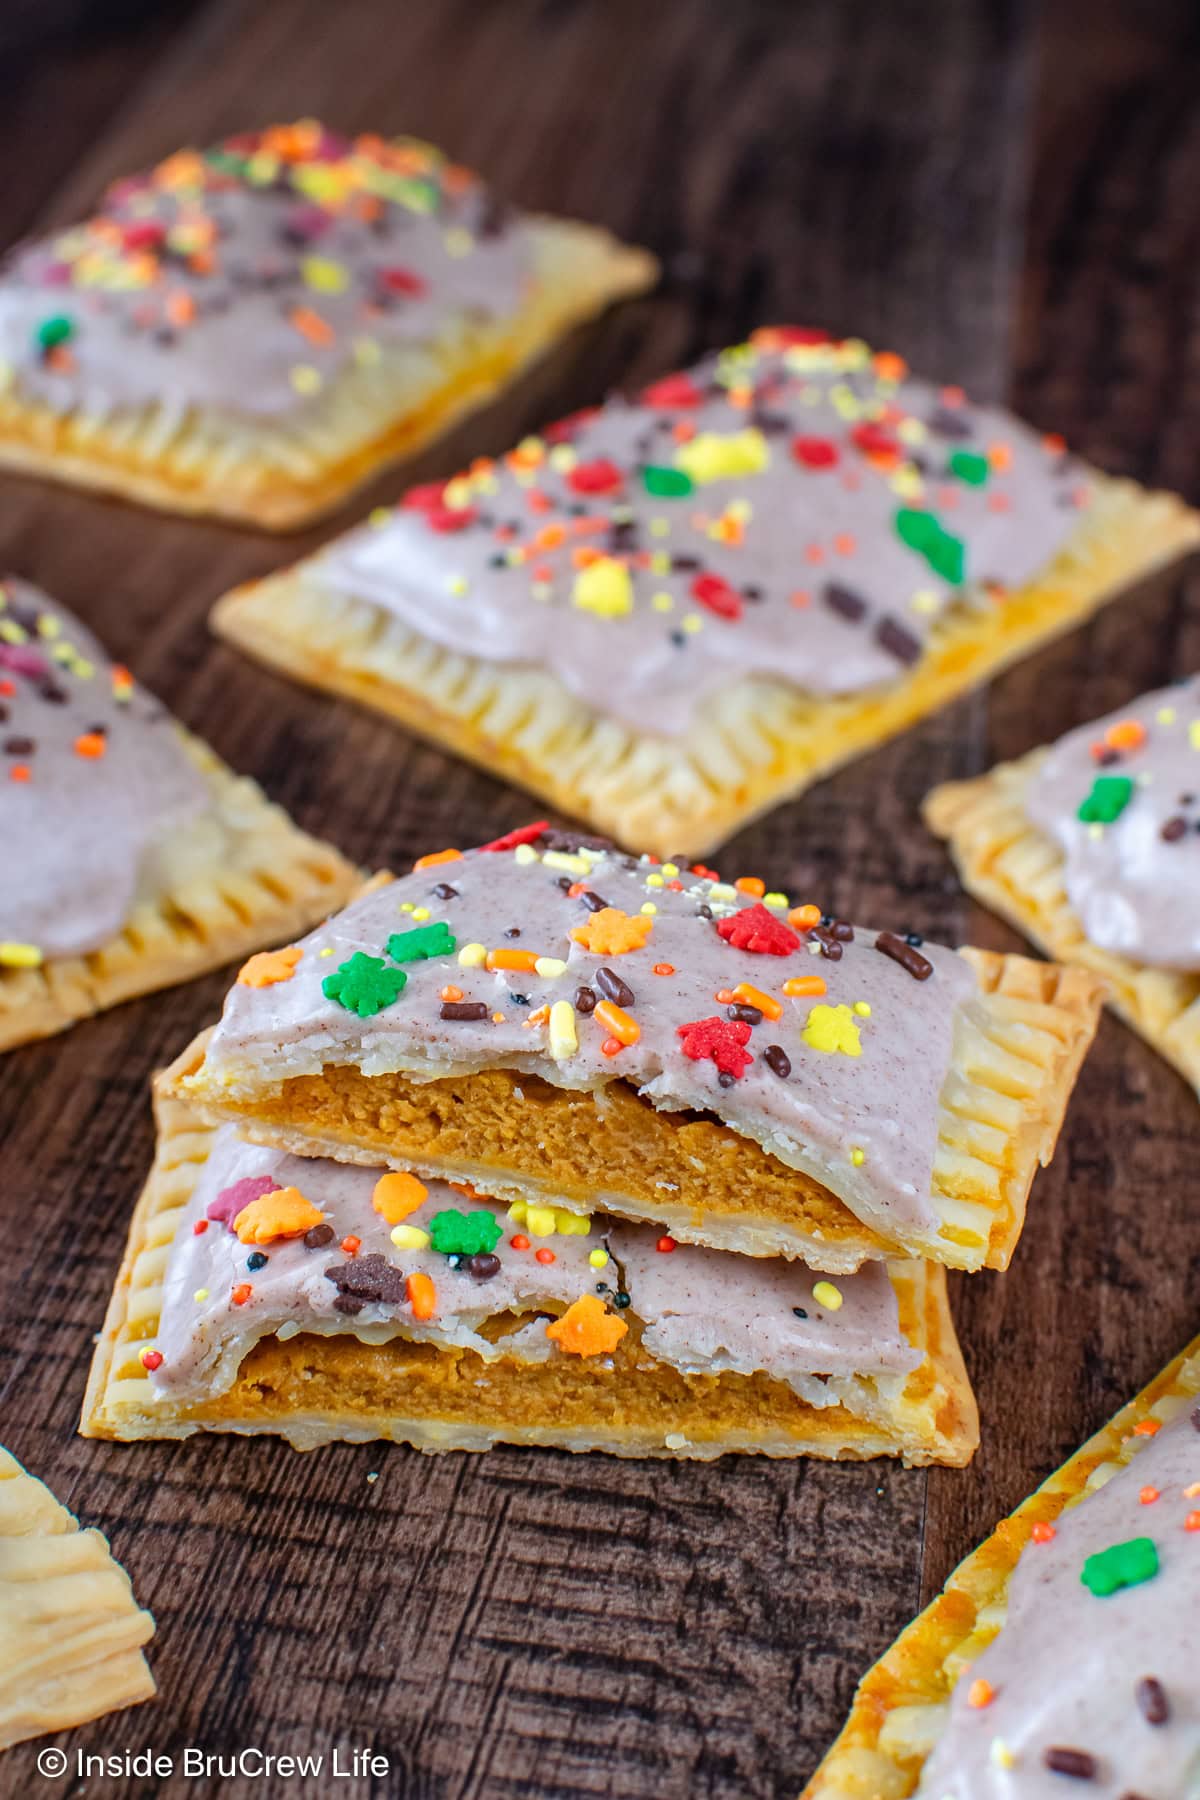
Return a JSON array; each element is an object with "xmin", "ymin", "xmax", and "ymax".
[
  {"xmin": 641, "ymin": 372, "xmax": 703, "ymax": 409},
  {"xmin": 691, "ymin": 573, "xmax": 742, "ymax": 620},
  {"xmin": 852, "ymin": 421, "xmax": 899, "ymax": 459},
  {"xmin": 534, "ymin": 1248, "xmax": 556, "ymax": 1265},
  {"xmin": 511, "ymin": 1233, "xmax": 531, "ymax": 1251},
  {"xmin": 791, "ymin": 436, "xmax": 839, "ymax": 469},
  {"xmin": 478, "ymin": 821, "xmax": 549, "ymax": 854},
  {"xmin": 567, "ymin": 457, "xmax": 624, "ymax": 495},
  {"xmin": 1030, "ymin": 1521, "xmax": 1057, "ymax": 1544},
  {"xmin": 192, "ymin": 1220, "xmax": 209, "ymax": 1235},
  {"xmin": 341, "ymin": 1235, "xmax": 361, "ymax": 1256},
  {"xmin": 140, "ymin": 1350, "xmax": 163, "ymax": 1372},
  {"xmin": 379, "ymin": 266, "xmax": 428, "ymax": 296},
  {"xmin": 656, "ymin": 1236, "xmax": 677, "ymax": 1254},
  {"xmin": 232, "ymin": 1283, "xmax": 253, "ymax": 1307},
  {"xmin": 770, "ymin": 326, "xmax": 832, "ymax": 346}
]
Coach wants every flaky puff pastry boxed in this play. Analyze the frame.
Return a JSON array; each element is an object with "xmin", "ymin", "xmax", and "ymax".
[
  {"xmin": 802, "ymin": 1335, "xmax": 1200, "ymax": 1797},
  {"xmin": 82, "ymin": 1086, "xmax": 978, "ymax": 1466},
  {"xmin": 0, "ymin": 1449, "xmax": 155, "ymax": 1751},
  {"xmin": 926, "ymin": 753, "xmax": 1200, "ymax": 1101}
]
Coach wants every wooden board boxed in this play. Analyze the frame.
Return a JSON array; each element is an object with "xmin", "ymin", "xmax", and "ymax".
[{"xmin": 0, "ymin": 0, "xmax": 1197, "ymax": 1792}]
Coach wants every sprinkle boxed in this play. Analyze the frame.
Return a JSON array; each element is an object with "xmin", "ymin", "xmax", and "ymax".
[
  {"xmin": 534, "ymin": 956, "xmax": 568, "ymax": 978},
  {"xmin": 235, "ymin": 1186, "xmax": 325, "ymax": 1246},
  {"xmin": 653, "ymin": 962, "xmax": 675, "ymax": 976},
  {"xmin": 0, "ymin": 942, "xmax": 43, "ymax": 969},
  {"xmin": 1133, "ymin": 1418, "xmax": 1162, "ymax": 1437},
  {"xmin": 732, "ymin": 981, "xmax": 782, "ymax": 1021},
  {"xmin": 1042, "ymin": 1748, "xmax": 1096, "ymax": 1780},
  {"xmin": 571, "ymin": 907, "xmax": 653, "ymax": 956},
  {"xmin": 546, "ymin": 1293, "xmax": 628, "ymax": 1357},
  {"xmin": 716, "ymin": 904, "xmax": 800, "ymax": 956},
  {"xmin": 850, "ymin": 1148, "xmax": 866, "ymax": 1166},
  {"xmin": 643, "ymin": 464, "xmax": 694, "ymax": 497},
  {"xmin": 1080, "ymin": 1536, "xmax": 1159, "ymax": 1596},
  {"xmin": 535, "ymin": 1247, "xmax": 556, "ymax": 1265},
  {"xmin": 232, "ymin": 1283, "xmax": 253, "ymax": 1307},
  {"xmin": 874, "ymin": 931, "xmax": 933, "ymax": 980},
  {"xmin": 949, "ymin": 449, "xmax": 989, "ymax": 486},
  {"xmin": 341, "ymin": 1236, "xmax": 361, "ymax": 1256},
  {"xmin": 35, "ymin": 314, "xmax": 74, "ymax": 351},
  {"xmin": 676, "ymin": 1015, "xmax": 754, "ymax": 1079},
  {"xmin": 387, "ymin": 920, "xmax": 455, "ymax": 963},
  {"xmin": 486, "ymin": 947, "xmax": 540, "ymax": 973},
  {"xmin": 193, "ymin": 1289, "xmax": 209, "ymax": 1303},
  {"xmin": 763, "ymin": 1044, "xmax": 791, "ymax": 1079},
  {"xmin": 1136, "ymin": 1676, "xmax": 1169, "ymax": 1725},
  {"xmin": 441, "ymin": 1001, "xmax": 489, "ymax": 1021},
  {"xmin": 592, "ymin": 999, "xmax": 641, "ymax": 1048},
  {"xmin": 1139, "ymin": 1486, "xmax": 1160, "ymax": 1505},
  {"xmin": 390, "ymin": 1225, "xmax": 429, "ymax": 1249},
  {"xmin": 290, "ymin": 364, "xmax": 322, "ymax": 395},
  {"xmin": 428, "ymin": 1209, "xmax": 502, "ymax": 1256},
  {"xmin": 1077, "ymin": 774, "xmax": 1134, "ymax": 824},
  {"xmin": 572, "ymin": 557, "xmax": 634, "ymax": 617},
  {"xmin": 237, "ymin": 945, "xmax": 302, "ymax": 987},
  {"xmin": 782, "ymin": 975, "xmax": 826, "ymax": 998},
  {"xmin": 73, "ymin": 731, "xmax": 106, "ymax": 758},
  {"xmin": 675, "ymin": 428, "xmax": 768, "ymax": 483},
  {"xmin": 589, "ymin": 1247, "xmax": 610, "ymax": 1269},
  {"xmin": 511, "ymin": 1234, "xmax": 530, "ymax": 1251},
  {"xmin": 322, "ymin": 953, "xmax": 406, "ymax": 1016},
  {"xmin": 656, "ymin": 1236, "xmax": 677, "ymax": 1253},
  {"xmin": 1031, "ymin": 1521, "xmax": 1057, "ymax": 1544},
  {"xmin": 967, "ymin": 1679, "xmax": 995, "ymax": 1709},
  {"xmin": 140, "ymin": 1349, "xmax": 163, "ymax": 1372},
  {"xmin": 372, "ymin": 1171, "xmax": 428, "ymax": 1225},
  {"xmin": 989, "ymin": 1739, "xmax": 1016, "ymax": 1771},
  {"xmin": 812, "ymin": 1280, "xmax": 843, "ymax": 1312},
  {"xmin": 802, "ymin": 1004, "xmax": 862, "ymax": 1057},
  {"xmin": 414, "ymin": 847, "xmax": 462, "ymax": 871},
  {"xmin": 457, "ymin": 942, "xmax": 487, "ymax": 967},
  {"xmin": 548, "ymin": 999, "xmax": 579, "ymax": 1061},
  {"xmin": 406, "ymin": 1272, "xmax": 437, "ymax": 1320},
  {"xmin": 1186, "ymin": 1512, "xmax": 1200, "ymax": 1532}
]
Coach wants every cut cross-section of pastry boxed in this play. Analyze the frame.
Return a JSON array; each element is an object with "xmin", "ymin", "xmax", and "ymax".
[
  {"xmin": 925, "ymin": 675, "xmax": 1200, "ymax": 1100},
  {"xmin": 81, "ymin": 1093, "xmax": 978, "ymax": 1465},
  {"xmin": 0, "ymin": 1446, "xmax": 155, "ymax": 1750},
  {"xmin": 211, "ymin": 327, "xmax": 1199, "ymax": 853},
  {"xmin": 161, "ymin": 829, "xmax": 1103, "ymax": 1273},
  {"xmin": 0, "ymin": 122, "xmax": 656, "ymax": 529},
  {"xmin": 0, "ymin": 579, "xmax": 358, "ymax": 1051},
  {"xmin": 802, "ymin": 1333, "xmax": 1200, "ymax": 1797}
]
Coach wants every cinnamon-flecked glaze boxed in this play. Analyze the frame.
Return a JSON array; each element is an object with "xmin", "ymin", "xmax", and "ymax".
[
  {"xmin": 313, "ymin": 328, "xmax": 1086, "ymax": 732},
  {"xmin": 0, "ymin": 580, "xmax": 208, "ymax": 960},
  {"xmin": 918, "ymin": 1399, "xmax": 1200, "ymax": 1794},
  {"xmin": 150, "ymin": 1125, "xmax": 917, "ymax": 1407},
  {"xmin": 0, "ymin": 124, "xmax": 529, "ymax": 422},
  {"xmin": 193, "ymin": 832, "xmax": 981, "ymax": 1241},
  {"xmin": 1024, "ymin": 675, "xmax": 1200, "ymax": 970}
]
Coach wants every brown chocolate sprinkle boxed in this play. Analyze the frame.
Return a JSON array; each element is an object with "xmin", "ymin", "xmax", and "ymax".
[
  {"xmin": 764, "ymin": 1045, "xmax": 791, "ymax": 1079},
  {"xmin": 579, "ymin": 889, "xmax": 609, "ymax": 913},
  {"xmin": 829, "ymin": 920, "xmax": 854, "ymax": 941},
  {"xmin": 1135, "ymin": 1676, "xmax": 1169, "ymax": 1725},
  {"xmin": 876, "ymin": 616, "xmax": 922, "ymax": 665},
  {"xmin": 810, "ymin": 926, "xmax": 843, "ymax": 960},
  {"xmin": 1192, "ymin": 1403, "xmax": 1200, "ymax": 1431},
  {"xmin": 3, "ymin": 736, "xmax": 34, "ymax": 755},
  {"xmin": 465, "ymin": 1253, "xmax": 501, "ymax": 1282},
  {"xmin": 441, "ymin": 1001, "xmax": 489, "ymax": 1021},
  {"xmin": 1043, "ymin": 1749, "xmax": 1097, "ymax": 1780},
  {"xmin": 303, "ymin": 1223, "xmax": 336, "ymax": 1250},
  {"xmin": 1161, "ymin": 816, "xmax": 1187, "ymax": 842},
  {"xmin": 324, "ymin": 1253, "xmax": 407, "ymax": 1313},
  {"xmin": 433, "ymin": 882, "xmax": 459, "ymax": 899},
  {"xmin": 595, "ymin": 967, "xmax": 635, "ymax": 1007},
  {"xmin": 875, "ymin": 930, "xmax": 933, "ymax": 980},
  {"xmin": 575, "ymin": 986, "xmax": 597, "ymax": 1015},
  {"xmin": 823, "ymin": 582, "xmax": 868, "ymax": 622},
  {"xmin": 727, "ymin": 1003, "xmax": 763, "ymax": 1025}
]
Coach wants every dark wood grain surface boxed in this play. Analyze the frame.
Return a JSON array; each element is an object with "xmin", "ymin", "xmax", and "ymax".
[{"xmin": 1, "ymin": 2, "xmax": 1197, "ymax": 1795}]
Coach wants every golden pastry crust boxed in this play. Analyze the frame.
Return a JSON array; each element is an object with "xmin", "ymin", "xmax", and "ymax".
[
  {"xmin": 801, "ymin": 1335, "xmax": 1200, "ymax": 1797},
  {"xmin": 81, "ymin": 1088, "xmax": 978, "ymax": 1466},
  {"xmin": 0, "ymin": 219, "xmax": 656, "ymax": 530},
  {"xmin": 0, "ymin": 1447, "xmax": 155, "ymax": 1750},
  {"xmin": 163, "ymin": 949, "xmax": 1103, "ymax": 1273},
  {"xmin": 212, "ymin": 470, "xmax": 1200, "ymax": 854},
  {"xmin": 0, "ymin": 729, "xmax": 358, "ymax": 1053},
  {"xmin": 925, "ymin": 752, "xmax": 1200, "ymax": 1099}
]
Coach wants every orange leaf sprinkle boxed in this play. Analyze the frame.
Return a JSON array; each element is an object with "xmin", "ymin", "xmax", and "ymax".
[
  {"xmin": 237, "ymin": 944, "xmax": 302, "ymax": 988},
  {"xmin": 407, "ymin": 1271, "xmax": 437, "ymax": 1321},
  {"xmin": 372, "ymin": 1172, "xmax": 427, "ymax": 1225},
  {"xmin": 235, "ymin": 1186, "xmax": 324, "ymax": 1245},
  {"xmin": 733, "ymin": 982, "xmax": 782, "ymax": 1021},
  {"xmin": 545, "ymin": 1292, "xmax": 628, "ymax": 1358},
  {"xmin": 413, "ymin": 848, "xmax": 462, "ymax": 871},
  {"xmin": 571, "ymin": 907, "xmax": 653, "ymax": 956}
]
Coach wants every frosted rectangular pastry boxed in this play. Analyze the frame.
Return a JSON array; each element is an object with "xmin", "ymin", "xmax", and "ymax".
[
  {"xmin": 0, "ymin": 1446, "xmax": 155, "ymax": 1750},
  {"xmin": 81, "ymin": 1093, "xmax": 977, "ymax": 1465},
  {"xmin": 925, "ymin": 675, "xmax": 1200, "ymax": 1099},
  {"xmin": 0, "ymin": 123, "xmax": 656, "ymax": 528},
  {"xmin": 211, "ymin": 328, "xmax": 1199, "ymax": 851},
  {"xmin": 803, "ymin": 1333, "xmax": 1200, "ymax": 1797},
  {"xmin": 0, "ymin": 580, "xmax": 358, "ymax": 1050},
  {"xmin": 163, "ymin": 828, "xmax": 1103, "ymax": 1273}
]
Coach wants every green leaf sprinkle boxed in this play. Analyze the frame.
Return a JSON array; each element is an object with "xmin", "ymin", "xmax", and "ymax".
[
  {"xmin": 1080, "ymin": 1536, "xmax": 1159, "ymax": 1597},
  {"xmin": 894, "ymin": 507, "xmax": 966, "ymax": 585},
  {"xmin": 321, "ymin": 953, "xmax": 407, "ymax": 1017},
  {"xmin": 1077, "ymin": 775, "xmax": 1135, "ymax": 824},
  {"xmin": 428, "ymin": 1209, "xmax": 503, "ymax": 1257},
  {"xmin": 35, "ymin": 315, "xmax": 74, "ymax": 352},
  {"xmin": 386, "ymin": 921, "xmax": 456, "ymax": 963}
]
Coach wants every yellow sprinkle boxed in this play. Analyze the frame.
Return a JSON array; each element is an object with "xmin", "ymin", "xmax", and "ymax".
[
  {"xmin": 390, "ymin": 1224, "xmax": 430, "ymax": 1250},
  {"xmin": 682, "ymin": 613, "xmax": 704, "ymax": 634},
  {"xmin": 458, "ymin": 942, "xmax": 487, "ymax": 967},
  {"xmin": 650, "ymin": 518, "xmax": 670, "ymax": 537},
  {"xmin": 675, "ymin": 427, "xmax": 769, "ymax": 484},
  {"xmin": 535, "ymin": 956, "xmax": 567, "ymax": 979},
  {"xmin": 1189, "ymin": 721, "xmax": 1200, "ymax": 749},
  {"xmin": 548, "ymin": 999, "xmax": 578, "ymax": 1062},
  {"xmin": 1156, "ymin": 706, "xmax": 1176, "ymax": 725},
  {"xmin": 301, "ymin": 254, "xmax": 348, "ymax": 293},
  {"xmin": 354, "ymin": 336, "xmax": 380, "ymax": 366},
  {"xmin": 589, "ymin": 1248, "xmax": 609, "ymax": 1269},
  {"xmin": 989, "ymin": 1740, "xmax": 1016, "ymax": 1771},
  {"xmin": 400, "ymin": 902, "xmax": 414, "ymax": 913},
  {"xmin": 0, "ymin": 942, "xmax": 43, "ymax": 970},
  {"xmin": 555, "ymin": 1210, "xmax": 591, "ymax": 1236},
  {"xmin": 853, "ymin": 1001, "xmax": 872, "ymax": 1017},
  {"xmin": 572, "ymin": 556, "xmax": 634, "ymax": 618},
  {"xmin": 193, "ymin": 1288, "xmax": 209, "ymax": 1304},
  {"xmin": 412, "ymin": 907, "xmax": 430, "ymax": 922},
  {"xmin": 850, "ymin": 1148, "xmax": 866, "ymax": 1167},
  {"xmin": 319, "ymin": 946, "xmax": 334, "ymax": 958},
  {"xmin": 650, "ymin": 552, "xmax": 671, "ymax": 575},
  {"xmin": 508, "ymin": 1201, "xmax": 527, "ymax": 1224},
  {"xmin": 513, "ymin": 842, "xmax": 540, "ymax": 865},
  {"xmin": 640, "ymin": 902, "xmax": 657, "ymax": 916},
  {"xmin": 812, "ymin": 1281, "xmax": 843, "ymax": 1312},
  {"xmin": 652, "ymin": 591, "xmax": 674, "ymax": 612},
  {"xmin": 645, "ymin": 873, "xmax": 664, "ymax": 888},
  {"xmin": 526, "ymin": 1205, "xmax": 558, "ymax": 1238},
  {"xmin": 542, "ymin": 850, "xmax": 588, "ymax": 874},
  {"xmin": 911, "ymin": 589, "xmax": 939, "ymax": 614},
  {"xmin": 660, "ymin": 863, "xmax": 679, "ymax": 878},
  {"xmin": 290, "ymin": 364, "xmax": 322, "ymax": 395},
  {"xmin": 448, "ymin": 576, "xmax": 468, "ymax": 596},
  {"xmin": 764, "ymin": 891, "xmax": 789, "ymax": 910}
]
